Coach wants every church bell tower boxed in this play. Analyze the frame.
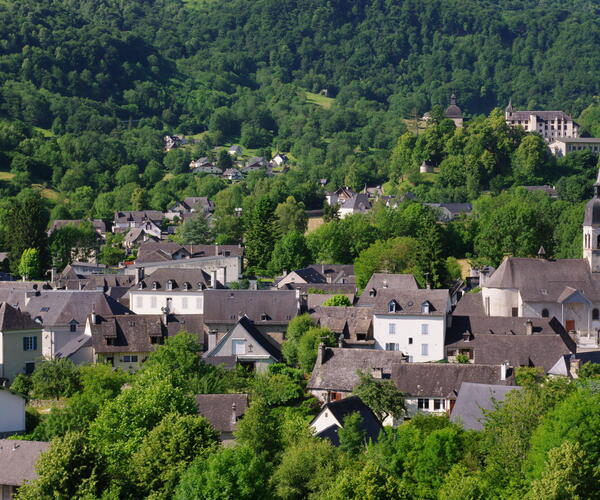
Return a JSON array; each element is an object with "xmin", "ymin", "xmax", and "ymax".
[{"xmin": 583, "ymin": 169, "xmax": 600, "ymax": 272}]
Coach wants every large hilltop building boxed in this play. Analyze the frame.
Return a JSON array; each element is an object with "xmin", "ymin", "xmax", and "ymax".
[{"xmin": 504, "ymin": 100, "xmax": 579, "ymax": 142}]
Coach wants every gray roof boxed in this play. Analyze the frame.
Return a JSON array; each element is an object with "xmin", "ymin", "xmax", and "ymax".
[
  {"xmin": 54, "ymin": 333, "xmax": 92, "ymax": 359},
  {"xmin": 21, "ymin": 291, "xmax": 130, "ymax": 328},
  {"xmin": 391, "ymin": 363, "xmax": 515, "ymax": 398},
  {"xmin": 135, "ymin": 268, "xmax": 217, "ymax": 291},
  {"xmin": 450, "ymin": 382, "xmax": 522, "ymax": 430},
  {"xmin": 0, "ymin": 440, "xmax": 50, "ymax": 486},
  {"xmin": 313, "ymin": 396, "xmax": 382, "ymax": 445},
  {"xmin": 307, "ymin": 347, "xmax": 406, "ymax": 392},
  {"xmin": 453, "ymin": 293, "xmax": 485, "ymax": 316},
  {"xmin": 307, "ymin": 294, "xmax": 356, "ymax": 311},
  {"xmin": 312, "ymin": 306, "xmax": 372, "ymax": 342},
  {"xmin": 308, "ymin": 264, "xmax": 356, "ymax": 284},
  {"xmin": 203, "ymin": 290, "xmax": 299, "ymax": 325},
  {"xmin": 48, "ymin": 219, "xmax": 106, "ymax": 235},
  {"xmin": 484, "ymin": 257, "xmax": 600, "ymax": 302},
  {"xmin": 292, "ymin": 267, "xmax": 327, "ymax": 284},
  {"xmin": 280, "ymin": 283, "xmax": 357, "ymax": 295},
  {"xmin": 135, "ymin": 242, "xmax": 243, "ymax": 264},
  {"xmin": 584, "ymin": 176, "xmax": 600, "ymax": 226},
  {"xmin": 506, "ymin": 109, "xmax": 573, "ymax": 121},
  {"xmin": 196, "ymin": 393, "xmax": 248, "ymax": 433},
  {"xmin": 446, "ymin": 316, "xmax": 576, "ymax": 371},
  {"xmin": 552, "ymin": 137, "xmax": 600, "ymax": 144},
  {"xmin": 0, "ymin": 302, "xmax": 40, "ymax": 331},
  {"xmin": 367, "ymin": 289, "xmax": 450, "ymax": 316},
  {"xmin": 548, "ymin": 351, "xmax": 600, "ymax": 377},
  {"xmin": 522, "ymin": 185, "xmax": 558, "ymax": 197},
  {"xmin": 91, "ymin": 314, "xmax": 203, "ymax": 354},
  {"xmin": 114, "ymin": 211, "xmax": 164, "ymax": 224},
  {"xmin": 343, "ymin": 193, "xmax": 371, "ymax": 211}
]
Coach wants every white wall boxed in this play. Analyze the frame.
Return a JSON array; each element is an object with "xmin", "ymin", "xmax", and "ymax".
[
  {"xmin": 405, "ymin": 397, "xmax": 448, "ymax": 417},
  {"xmin": 372, "ymin": 314, "xmax": 446, "ymax": 362},
  {"xmin": 0, "ymin": 390, "xmax": 25, "ymax": 434},
  {"xmin": 481, "ymin": 287, "xmax": 520, "ymax": 316},
  {"xmin": 129, "ymin": 291, "xmax": 204, "ymax": 314},
  {"xmin": 311, "ymin": 408, "xmax": 342, "ymax": 434}
]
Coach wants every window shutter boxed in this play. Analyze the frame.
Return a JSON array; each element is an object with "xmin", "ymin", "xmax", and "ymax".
[
  {"xmin": 23, "ymin": 337, "xmax": 27, "ymax": 350},
  {"xmin": 33, "ymin": 337, "xmax": 37, "ymax": 350}
]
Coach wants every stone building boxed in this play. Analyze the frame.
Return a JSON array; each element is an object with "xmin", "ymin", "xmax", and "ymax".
[{"xmin": 504, "ymin": 100, "xmax": 579, "ymax": 142}]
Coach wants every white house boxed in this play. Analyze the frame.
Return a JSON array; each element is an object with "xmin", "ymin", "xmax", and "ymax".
[
  {"xmin": 370, "ymin": 289, "xmax": 451, "ymax": 361},
  {"xmin": 129, "ymin": 268, "xmax": 221, "ymax": 315},
  {"xmin": 505, "ymin": 101, "xmax": 579, "ymax": 142},
  {"xmin": 0, "ymin": 389, "xmax": 25, "ymax": 437},
  {"xmin": 338, "ymin": 194, "xmax": 371, "ymax": 219},
  {"xmin": 549, "ymin": 137, "xmax": 600, "ymax": 157}
]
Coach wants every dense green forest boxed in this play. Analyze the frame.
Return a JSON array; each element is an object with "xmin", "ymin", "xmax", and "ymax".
[{"xmin": 1, "ymin": 0, "xmax": 600, "ymax": 275}]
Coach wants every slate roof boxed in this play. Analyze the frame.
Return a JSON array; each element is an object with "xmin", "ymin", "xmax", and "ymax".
[
  {"xmin": 90, "ymin": 314, "xmax": 203, "ymax": 354},
  {"xmin": 196, "ymin": 393, "xmax": 248, "ymax": 432},
  {"xmin": 54, "ymin": 333, "xmax": 92, "ymax": 359},
  {"xmin": 307, "ymin": 294, "xmax": 356, "ymax": 311},
  {"xmin": 357, "ymin": 274, "xmax": 419, "ymax": 306},
  {"xmin": 135, "ymin": 242, "xmax": 243, "ymax": 264},
  {"xmin": 279, "ymin": 283, "xmax": 357, "ymax": 295},
  {"xmin": 368, "ymin": 289, "xmax": 450, "ymax": 316},
  {"xmin": 444, "ymin": 95, "xmax": 462, "ymax": 119},
  {"xmin": 48, "ymin": 219, "xmax": 106, "ymax": 235},
  {"xmin": 0, "ymin": 440, "xmax": 50, "ymax": 486},
  {"xmin": 391, "ymin": 363, "xmax": 515, "ymax": 398},
  {"xmin": 453, "ymin": 293, "xmax": 485, "ymax": 316},
  {"xmin": 134, "ymin": 268, "xmax": 216, "ymax": 291},
  {"xmin": 292, "ymin": 267, "xmax": 327, "ymax": 283},
  {"xmin": 506, "ymin": 109, "xmax": 573, "ymax": 121},
  {"xmin": 484, "ymin": 257, "xmax": 600, "ymax": 302},
  {"xmin": 308, "ymin": 264, "xmax": 356, "ymax": 284},
  {"xmin": 114, "ymin": 211, "xmax": 164, "ymax": 224},
  {"xmin": 307, "ymin": 347, "xmax": 406, "ymax": 392},
  {"xmin": 548, "ymin": 351, "xmax": 600, "ymax": 377},
  {"xmin": 22, "ymin": 291, "xmax": 130, "ymax": 328},
  {"xmin": 313, "ymin": 396, "xmax": 382, "ymax": 445},
  {"xmin": 0, "ymin": 303, "xmax": 40, "ymax": 331},
  {"xmin": 425, "ymin": 203, "xmax": 472, "ymax": 215},
  {"xmin": 312, "ymin": 306, "xmax": 372, "ymax": 342},
  {"xmin": 203, "ymin": 290, "xmax": 299, "ymax": 325},
  {"xmin": 450, "ymin": 382, "xmax": 522, "ymax": 430},
  {"xmin": 342, "ymin": 193, "xmax": 371, "ymax": 211}
]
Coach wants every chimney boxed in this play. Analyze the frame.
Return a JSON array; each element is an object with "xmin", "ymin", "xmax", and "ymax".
[
  {"xmin": 135, "ymin": 267, "xmax": 144, "ymax": 285},
  {"xmin": 208, "ymin": 330, "xmax": 217, "ymax": 351},
  {"xmin": 210, "ymin": 270, "xmax": 217, "ymax": 289},
  {"xmin": 162, "ymin": 311, "xmax": 168, "ymax": 325},
  {"xmin": 50, "ymin": 267, "xmax": 56, "ymax": 282},
  {"xmin": 91, "ymin": 305, "xmax": 97, "ymax": 325},
  {"xmin": 249, "ymin": 279, "xmax": 258, "ymax": 290},
  {"xmin": 525, "ymin": 319, "xmax": 533, "ymax": 335},
  {"xmin": 500, "ymin": 361, "xmax": 510, "ymax": 381},
  {"xmin": 317, "ymin": 342, "xmax": 326, "ymax": 366},
  {"xmin": 371, "ymin": 367, "xmax": 383, "ymax": 379},
  {"xmin": 338, "ymin": 335, "xmax": 344, "ymax": 348},
  {"xmin": 570, "ymin": 355, "xmax": 580, "ymax": 378},
  {"xmin": 231, "ymin": 402, "xmax": 237, "ymax": 426},
  {"xmin": 217, "ymin": 266, "xmax": 226, "ymax": 287}
]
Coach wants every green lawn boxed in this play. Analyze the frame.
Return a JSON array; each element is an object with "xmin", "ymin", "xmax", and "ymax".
[{"xmin": 305, "ymin": 91, "xmax": 335, "ymax": 110}]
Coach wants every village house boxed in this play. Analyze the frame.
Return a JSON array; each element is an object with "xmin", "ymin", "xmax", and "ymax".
[
  {"xmin": 16, "ymin": 290, "xmax": 129, "ymax": 360},
  {"xmin": 450, "ymin": 382, "xmax": 522, "ymax": 430},
  {"xmin": 307, "ymin": 345, "xmax": 406, "ymax": 403},
  {"xmin": 424, "ymin": 202, "xmax": 473, "ymax": 222},
  {"xmin": 196, "ymin": 393, "xmax": 248, "ymax": 444},
  {"xmin": 325, "ymin": 186, "xmax": 356, "ymax": 207},
  {"xmin": 244, "ymin": 157, "xmax": 268, "ymax": 172},
  {"xmin": 271, "ymin": 153, "xmax": 289, "ymax": 167},
  {"xmin": 522, "ymin": 185, "xmax": 559, "ymax": 199},
  {"xmin": 338, "ymin": 193, "xmax": 372, "ymax": 218},
  {"xmin": 356, "ymin": 273, "xmax": 420, "ymax": 307},
  {"xmin": 123, "ymin": 225, "xmax": 160, "ymax": 249},
  {"xmin": 227, "ymin": 144, "xmax": 242, "ymax": 157},
  {"xmin": 312, "ymin": 306, "xmax": 373, "ymax": 347},
  {"xmin": 47, "ymin": 219, "xmax": 107, "ymax": 239},
  {"xmin": 0, "ymin": 303, "xmax": 43, "ymax": 382},
  {"xmin": 203, "ymin": 289, "xmax": 300, "ymax": 342},
  {"xmin": 0, "ymin": 389, "xmax": 26, "ymax": 437},
  {"xmin": 444, "ymin": 94, "xmax": 463, "ymax": 128},
  {"xmin": 548, "ymin": 137, "xmax": 600, "ymax": 157},
  {"xmin": 222, "ymin": 168, "xmax": 243, "ymax": 181},
  {"xmin": 131, "ymin": 242, "xmax": 243, "ymax": 285},
  {"xmin": 0, "ymin": 440, "xmax": 50, "ymax": 499},
  {"xmin": 113, "ymin": 211, "xmax": 164, "ymax": 234},
  {"xmin": 311, "ymin": 396, "xmax": 382, "ymax": 446},
  {"xmin": 165, "ymin": 197, "xmax": 215, "ymax": 221},
  {"xmin": 369, "ymin": 288, "xmax": 451, "ymax": 360},
  {"xmin": 504, "ymin": 101, "xmax": 579, "ymax": 141},
  {"xmin": 129, "ymin": 268, "xmax": 221, "ymax": 315},
  {"xmin": 89, "ymin": 312, "xmax": 203, "ymax": 371},
  {"xmin": 391, "ymin": 362, "xmax": 515, "ymax": 417},
  {"xmin": 276, "ymin": 264, "xmax": 356, "ymax": 290},
  {"xmin": 445, "ymin": 314, "xmax": 576, "ymax": 371},
  {"xmin": 164, "ymin": 134, "xmax": 185, "ymax": 151},
  {"xmin": 203, "ymin": 316, "xmax": 282, "ymax": 372}
]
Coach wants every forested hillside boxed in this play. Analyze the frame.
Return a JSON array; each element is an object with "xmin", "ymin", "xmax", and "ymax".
[{"xmin": 1, "ymin": 0, "xmax": 600, "ymax": 275}]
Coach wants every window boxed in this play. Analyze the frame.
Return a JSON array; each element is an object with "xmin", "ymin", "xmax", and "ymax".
[
  {"xmin": 385, "ymin": 343, "xmax": 399, "ymax": 351},
  {"xmin": 150, "ymin": 336, "xmax": 162, "ymax": 345},
  {"xmin": 542, "ymin": 308, "xmax": 549, "ymax": 318},
  {"xmin": 421, "ymin": 301, "xmax": 430, "ymax": 314},
  {"xmin": 594, "ymin": 309, "xmax": 600, "ymax": 321},
  {"xmin": 167, "ymin": 280, "xmax": 174, "ymax": 291},
  {"xmin": 23, "ymin": 336, "xmax": 37, "ymax": 351},
  {"xmin": 136, "ymin": 295, "xmax": 143, "ymax": 307},
  {"xmin": 123, "ymin": 355, "xmax": 139, "ymax": 363},
  {"xmin": 150, "ymin": 296, "xmax": 157, "ymax": 308},
  {"xmin": 70, "ymin": 323, "xmax": 77, "ymax": 332},
  {"xmin": 433, "ymin": 399, "xmax": 445, "ymax": 410},
  {"xmin": 152, "ymin": 281, "xmax": 158, "ymax": 290},
  {"xmin": 369, "ymin": 288, "xmax": 376, "ymax": 297},
  {"xmin": 182, "ymin": 297, "xmax": 188, "ymax": 310},
  {"xmin": 421, "ymin": 324, "xmax": 429, "ymax": 335},
  {"xmin": 40, "ymin": 307, "xmax": 50, "ymax": 312},
  {"xmin": 232, "ymin": 340, "xmax": 246, "ymax": 355},
  {"xmin": 25, "ymin": 362, "xmax": 35, "ymax": 375},
  {"xmin": 388, "ymin": 300, "xmax": 397, "ymax": 313},
  {"xmin": 107, "ymin": 338, "xmax": 115, "ymax": 346},
  {"xmin": 511, "ymin": 307, "xmax": 518, "ymax": 317},
  {"xmin": 418, "ymin": 398, "xmax": 429, "ymax": 409},
  {"xmin": 183, "ymin": 282, "xmax": 190, "ymax": 291},
  {"xmin": 388, "ymin": 323, "xmax": 396, "ymax": 334},
  {"xmin": 421, "ymin": 344, "xmax": 429, "ymax": 356},
  {"xmin": 408, "ymin": 337, "xmax": 413, "ymax": 345}
]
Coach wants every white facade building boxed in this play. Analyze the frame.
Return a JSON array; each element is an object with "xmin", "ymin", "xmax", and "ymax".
[{"xmin": 0, "ymin": 390, "xmax": 25, "ymax": 436}]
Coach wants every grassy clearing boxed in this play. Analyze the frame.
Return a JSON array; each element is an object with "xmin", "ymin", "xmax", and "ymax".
[
  {"xmin": 0, "ymin": 171, "xmax": 15, "ymax": 181},
  {"xmin": 36, "ymin": 186, "xmax": 60, "ymax": 202},
  {"xmin": 305, "ymin": 91, "xmax": 335, "ymax": 110},
  {"xmin": 306, "ymin": 216, "xmax": 324, "ymax": 234}
]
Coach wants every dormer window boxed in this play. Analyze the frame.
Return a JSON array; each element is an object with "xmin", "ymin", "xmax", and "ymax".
[
  {"xmin": 369, "ymin": 288, "xmax": 376, "ymax": 297},
  {"xmin": 138, "ymin": 282, "xmax": 144, "ymax": 290},
  {"xmin": 150, "ymin": 335, "xmax": 163, "ymax": 345},
  {"xmin": 107, "ymin": 338, "xmax": 115, "ymax": 346},
  {"xmin": 167, "ymin": 280, "xmax": 174, "ymax": 291},
  {"xmin": 197, "ymin": 282, "xmax": 203, "ymax": 290},
  {"xmin": 260, "ymin": 313, "xmax": 270, "ymax": 321},
  {"xmin": 421, "ymin": 301, "xmax": 430, "ymax": 314},
  {"xmin": 183, "ymin": 282, "xmax": 190, "ymax": 291},
  {"xmin": 388, "ymin": 300, "xmax": 399, "ymax": 313},
  {"xmin": 152, "ymin": 281, "xmax": 158, "ymax": 290}
]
